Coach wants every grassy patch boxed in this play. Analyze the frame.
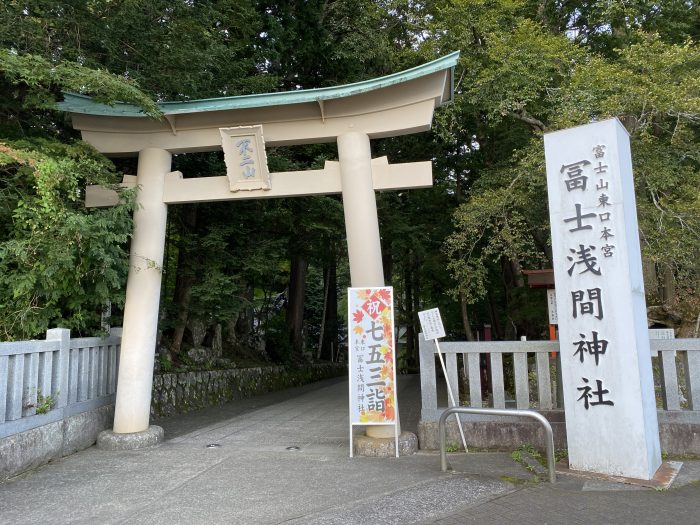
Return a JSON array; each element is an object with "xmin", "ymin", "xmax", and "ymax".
[{"xmin": 500, "ymin": 475, "xmax": 540, "ymax": 486}]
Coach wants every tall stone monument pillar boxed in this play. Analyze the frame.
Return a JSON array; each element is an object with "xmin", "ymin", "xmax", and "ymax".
[{"xmin": 545, "ymin": 119, "xmax": 661, "ymax": 479}]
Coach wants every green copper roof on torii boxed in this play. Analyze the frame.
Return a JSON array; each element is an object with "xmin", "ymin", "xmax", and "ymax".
[{"xmin": 58, "ymin": 51, "xmax": 460, "ymax": 117}]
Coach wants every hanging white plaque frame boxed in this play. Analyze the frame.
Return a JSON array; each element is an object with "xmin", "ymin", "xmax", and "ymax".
[{"xmin": 220, "ymin": 125, "xmax": 271, "ymax": 192}]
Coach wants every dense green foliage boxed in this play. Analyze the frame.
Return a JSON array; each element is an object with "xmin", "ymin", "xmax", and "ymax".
[
  {"xmin": 0, "ymin": 139, "xmax": 137, "ymax": 339},
  {"xmin": 0, "ymin": 46, "xmax": 156, "ymax": 338},
  {"xmin": 1, "ymin": 1, "xmax": 698, "ymax": 359},
  {"xmin": 438, "ymin": 1, "xmax": 700, "ymax": 337}
]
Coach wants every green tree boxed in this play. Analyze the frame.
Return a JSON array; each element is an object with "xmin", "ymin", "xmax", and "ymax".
[
  {"xmin": 435, "ymin": 0, "xmax": 700, "ymax": 337},
  {"xmin": 0, "ymin": 50, "xmax": 159, "ymax": 339}
]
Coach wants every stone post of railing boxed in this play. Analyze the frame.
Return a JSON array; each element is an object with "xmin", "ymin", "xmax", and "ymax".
[
  {"xmin": 46, "ymin": 328, "xmax": 70, "ymax": 410},
  {"xmin": 683, "ymin": 349, "xmax": 700, "ymax": 410}
]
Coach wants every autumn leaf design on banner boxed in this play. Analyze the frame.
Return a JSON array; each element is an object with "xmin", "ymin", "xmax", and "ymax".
[{"xmin": 348, "ymin": 287, "xmax": 397, "ymax": 425}]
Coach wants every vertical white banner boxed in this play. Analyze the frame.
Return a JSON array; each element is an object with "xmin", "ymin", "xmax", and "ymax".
[
  {"xmin": 545, "ymin": 118, "xmax": 661, "ymax": 479},
  {"xmin": 547, "ymin": 289, "xmax": 558, "ymax": 325},
  {"xmin": 348, "ymin": 287, "xmax": 397, "ymax": 425}
]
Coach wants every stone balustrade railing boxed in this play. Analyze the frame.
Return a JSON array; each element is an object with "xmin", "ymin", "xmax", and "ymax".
[
  {"xmin": 0, "ymin": 328, "xmax": 120, "ymax": 440},
  {"xmin": 418, "ymin": 334, "xmax": 700, "ymax": 453}
]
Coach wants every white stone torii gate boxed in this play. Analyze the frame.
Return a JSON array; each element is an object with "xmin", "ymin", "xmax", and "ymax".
[{"xmin": 59, "ymin": 52, "xmax": 459, "ymax": 449}]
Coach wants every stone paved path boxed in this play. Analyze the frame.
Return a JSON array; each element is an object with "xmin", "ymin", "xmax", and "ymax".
[{"xmin": 1, "ymin": 375, "xmax": 698, "ymax": 524}]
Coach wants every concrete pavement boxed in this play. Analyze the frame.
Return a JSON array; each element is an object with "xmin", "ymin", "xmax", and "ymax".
[{"xmin": 1, "ymin": 375, "xmax": 699, "ymax": 524}]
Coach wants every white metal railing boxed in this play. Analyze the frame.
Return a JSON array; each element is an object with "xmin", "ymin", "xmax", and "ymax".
[
  {"xmin": 419, "ymin": 334, "xmax": 700, "ymax": 421},
  {"xmin": 0, "ymin": 328, "xmax": 121, "ymax": 438}
]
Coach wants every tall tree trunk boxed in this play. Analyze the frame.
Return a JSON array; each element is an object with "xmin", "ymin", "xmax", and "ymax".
[
  {"xmin": 286, "ymin": 252, "xmax": 307, "ymax": 359},
  {"xmin": 487, "ymin": 290, "xmax": 502, "ymax": 340},
  {"xmin": 510, "ymin": 258, "xmax": 525, "ymax": 288},
  {"xmin": 662, "ymin": 266, "xmax": 676, "ymax": 304},
  {"xmin": 171, "ymin": 274, "xmax": 194, "ymax": 356},
  {"xmin": 170, "ymin": 204, "xmax": 198, "ymax": 357},
  {"xmin": 321, "ymin": 257, "xmax": 338, "ymax": 361},
  {"xmin": 382, "ymin": 238, "xmax": 393, "ymax": 284},
  {"xmin": 642, "ymin": 258, "xmax": 659, "ymax": 300},
  {"xmin": 403, "ymin": 260, "xmax": 415, "ymax": 365},
  {"xmin": 317, "ymin": 266, "xmax": 330, "ymax": 359},
  {"xmin": 460, "ymin": 293, "xmax": 475, "ymax": 341}
]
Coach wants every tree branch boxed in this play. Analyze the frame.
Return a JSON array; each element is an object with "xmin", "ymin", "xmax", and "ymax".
[{"xmin": 511, "ymin": 109, "xmax": 546, "ymax": 132}]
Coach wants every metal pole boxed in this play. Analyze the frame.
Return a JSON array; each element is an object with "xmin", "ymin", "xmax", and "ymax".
[{"xmin": 434, "ymin": 340, "xmax": 469, "ymax": 453}]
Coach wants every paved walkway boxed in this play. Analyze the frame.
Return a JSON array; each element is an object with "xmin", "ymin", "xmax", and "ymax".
[{"xmin": 1, "ymin": 375, "xmax": 699, "ymax": 524}]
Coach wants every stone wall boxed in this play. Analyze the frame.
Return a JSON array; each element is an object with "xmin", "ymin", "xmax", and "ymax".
[
  {"xmin": 0, "ymin": 405, "xmax": 114, "ymax": 483},
  {"xmin": 418, "ymin": 410, "xmax": 700, "ymax": 456},
  {"xmin": 418, "ymin": 412, "xmax": 567, "ymax": 452},
  {"xmin": 151, "ymin": 363, "xmax": 346, "ymax": 418}
]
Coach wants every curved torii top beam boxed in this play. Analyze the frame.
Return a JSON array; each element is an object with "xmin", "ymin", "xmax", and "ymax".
[{"xmin": 58, "ymin": 52, "xmax": 459, "ymax": 156}]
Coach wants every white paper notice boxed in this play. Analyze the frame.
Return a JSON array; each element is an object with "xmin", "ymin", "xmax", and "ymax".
[{"xmin": 418, "ymin": 308, "xmax": 446, "ymax": 340}]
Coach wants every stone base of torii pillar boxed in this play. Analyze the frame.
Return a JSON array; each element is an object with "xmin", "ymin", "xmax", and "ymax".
[
  {"xmin": 353, "ymin": 432, "xmax": 418, "ymax": 457},
  {"xmin": 97, "ymin": 426, "xmax": 164, "ymax": 451}
]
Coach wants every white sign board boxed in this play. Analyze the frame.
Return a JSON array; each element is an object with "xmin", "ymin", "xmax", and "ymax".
[
  {"xmin": 649, "ymin": 328, "xmax": 674, "ymax": 340},
  {"xmin": 545, "ymin": 118, "xmax": 661, "ymax": 480},
  {"xmin": 418, "ymin": 308, "xmax": 446, "ymax": 340},
  {"xmin": 546, "ymin": 289, "xmax": 558, "ymax": 325}
]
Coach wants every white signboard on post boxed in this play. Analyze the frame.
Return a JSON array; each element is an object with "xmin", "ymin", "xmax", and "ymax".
[
  {"xmin": 418, "ymin": 308, "xmax": 446, "ymax": 340},
  {"xmin": 348, "ymin": 287, "xmax": 399, "ymax": 457},
  {"xmin": 417, "ymin": 307, "xmax": 469, "ymax": 452},
  {"xmin": 545, "ymin": 118, "xmax": 661, "ymax": 480}
]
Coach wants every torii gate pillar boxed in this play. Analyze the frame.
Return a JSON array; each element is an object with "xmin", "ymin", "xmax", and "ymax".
[
  {"xmin": 112, "ymin": 148, "xmax": 171, "ymax": 434},
  {"xmin": 338, "ymin": 132, "xmax": 397, "ymax": 440},
  {"xmin": 338, "ymin": 132, "xmax": 384, "ymax": 287}
]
